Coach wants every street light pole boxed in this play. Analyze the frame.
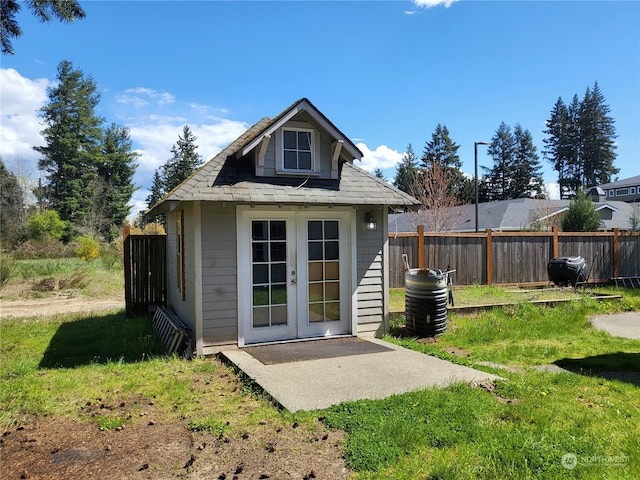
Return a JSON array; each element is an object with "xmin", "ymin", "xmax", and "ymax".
[{"xmin": 474, "ymin": 141, "xmax": 489, "ymax": 232}]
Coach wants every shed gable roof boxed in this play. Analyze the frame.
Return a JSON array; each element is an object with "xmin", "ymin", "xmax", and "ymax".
[{"xmin": 148, "ymin": 100, "xmax": 418, "ymax": 215}]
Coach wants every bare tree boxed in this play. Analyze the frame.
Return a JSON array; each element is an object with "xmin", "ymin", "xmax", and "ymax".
[{"xmin": 407, "ymin": 162, "xmax": 466, "ymax": 232}]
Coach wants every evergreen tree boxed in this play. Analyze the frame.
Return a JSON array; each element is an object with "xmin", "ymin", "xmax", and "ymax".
[
  {"xmin": 374, "ymin": 168, "xmax": 386, "ymax": 181},
  {"xmin": 393, "ymin": 144, "xmax": 419, "ymax": 197},
  {"xmin": 484, "ymin": 122, "xmax": 516, "ymax": 201},
  {"xmin": 578, "ymin": 81, "xmax": 618, "ymax": 187},
  {"xmin": 146, "ymin": 170, "xmax": 164, "ymax": 209},
  {"xmin": 93, "ymin": 123, "xmax": 138, "ymax": 241},
  {"xmin": 1, "ymin": 0, "xmax": 85, "ymax": 55},
  {"xmin": 512, "ymin": 124, "xmax": 544, "ymax": 198},
  {"xmin": 543, "ymin": 97, "xmax": 579, "ymax": 199},
  {"xmin": 544, "ymin": 82, "xmax": 618, "ymax": 197},
  {"xmin": 34, "ymin": 60, "xmax": 103, "ymax": 236},
  {"xmin": 161, "ymin": 125, "xmax": 203, "ymax": 193},
  {"xmin": 421, "ymin": 124, "xmax": 467, "ymax": 200},
  {"xmin": 561, "ymin": 189, "xmax": 601, "ymax": 232},
  {"xmin": 0, "ymin": 158, "xmax": 24, "ymax": 247}
]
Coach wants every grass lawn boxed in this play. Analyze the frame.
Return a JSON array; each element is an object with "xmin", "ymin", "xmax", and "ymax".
[{"xmin": 1, "ymin": 256, "xmax": 639, "ymax": 479}]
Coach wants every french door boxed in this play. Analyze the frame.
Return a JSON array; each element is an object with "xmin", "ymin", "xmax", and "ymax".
[{"xmin": 237, "ymin": 207, "xmax": 352, "ymax": 346}]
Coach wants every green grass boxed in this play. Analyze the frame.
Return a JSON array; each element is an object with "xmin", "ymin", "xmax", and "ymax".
[
  {"xmin": 2, "ymin": 284, "xmax": 639, "ymax": 479},
  {"xmin": 1, "ymin": 257, "xmax": 124, "ymax": 299},
  {"xmin": 326, "ymin": 288, "xmax": 640, "ymax": 479},
  {"xmin": 390, "ymin": 284, "xmax": 604, "ymax": 312},
  {"xmin": 0, "ymin": 310, "xmax": 308, "ymax": 438}
]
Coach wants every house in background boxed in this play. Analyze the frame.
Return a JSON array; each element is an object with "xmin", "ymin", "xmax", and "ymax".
[
  {"xmin": 148, "ymin": 99, "xmax": 419, "ymax": 355},
  {"xmin": 592, "ymin": 175, "xmax": 640, "ymax": 203},
  {"xmin": 389, "ymin": 197, "xmax": 640, "ymax": 234}
]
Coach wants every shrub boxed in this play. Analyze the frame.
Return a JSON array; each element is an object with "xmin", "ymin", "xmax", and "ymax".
[
  {"xmin": 76, "ymin": 236, "xmax": 101, "ymax": 261},
  {"xmin": 12, "ymin": 239, "xmax": 76, "ymax": 260},
  {"xmin": 0, "ymin": 254, "xmax": 16, "ymax": 285},
  {"xmin": 26, "ymin": 210, "xmax": 66, "ymax": 241},
  {"xmin": 101, "ymin": 241, "xmax": 123, "ymax": 270},
  {"xmin": 143, "ymin": 222, "xmax": 166, "ymax": 235}
]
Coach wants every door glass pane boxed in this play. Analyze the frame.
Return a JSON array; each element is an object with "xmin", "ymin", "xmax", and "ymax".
[
  {"xmin": 308, "ymin": 242, "xmax": 323, "ymax": 260},
  {"xmin": 325, "ymin": 261, "xmax": 339, "ymax": 280},
  {"xmin": 308, "ymin": 262, "xmax": 323, "ymax": 281},
  {"xmin": 325, "ymin": 241, "xmax": 339, "ymax": 260},
  {"xmin": 308, "ymin": 221, "xmax": 322, "ymax": 240},
  {"xmin": 252, "ymin": 221, "xmax": 268, "ymax": 240},
  {"xmin": 270, "ymin": 221, "xmax": 286, "ymax": 240},
  {"xmin": 271, "ymin": 263, "xmax": 286, "ymax": 283},
  {"xmin": 271, "ymin": 242, "xmax": 286, "ymax": 262},
  {"xmin": 307, "ymin": 220, "xmax": 341, "ymax": 324},
  {"xmin": 253, "ymin": 307, "xmax": 269, "ymax": 327},
  {"xmin": 251, "ymin": 220, "xmax": 288, "ymax": 330},
  {"xmin": 253, "ymin": 264, "xmax": 268, "ymax": 284},
  {"xmin": 309, "ymin": 283, "xmax": 323, "ymax": 302},
  {"xmin": 252, "ymin": 242, "xmax": 268, "ymax": 262},
  {"xmin": 271, "ymin": 284, "xmax": 287, "ymax": 305},
  {"xmin": 325, "ymin": 282, "xmax": 340, "ymax": 301},
  {"xmin": 325, "ymin": 302, "xmax": 340, "ymax": 321},
  {"xmin": 253, "ymin": 285, "xmax": 269, "ymax": 306},
  {"xmin": 325, "ymin": 221, "xmax": 338, "ymax": 239},
  {"xmin": 271, "ymin": 306, "xmax": 287, "ymax": 325},
  {"xmin": 309, "ymin": 303, "xmax": 324, "ymax": 323}
]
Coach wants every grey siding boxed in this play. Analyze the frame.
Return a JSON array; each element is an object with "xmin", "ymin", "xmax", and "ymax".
[
  {"xmin": 167, "ymin": 204, "xmax": 196, "ymax": 331},
  {"xmin": 200, "ymin": 203, "xmax": 238, "ymax": 349},
  {"xmin": 356, "ymin": 220, "xmax": 387, "ymax": 337}
]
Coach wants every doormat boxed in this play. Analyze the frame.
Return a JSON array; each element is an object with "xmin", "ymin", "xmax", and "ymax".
[{"xmin": 244, "ymin": 337, "xmax": 393, "ymax": 365}]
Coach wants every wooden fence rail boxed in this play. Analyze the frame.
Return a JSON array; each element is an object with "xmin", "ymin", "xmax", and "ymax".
[{"xmin": 389, "ymin": 226, "xmax": 640, "ymax": 289}]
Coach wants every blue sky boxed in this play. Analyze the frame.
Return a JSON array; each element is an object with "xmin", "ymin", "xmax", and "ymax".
[{"xmin": 1, "ymin": 0, "xmax": 638, "ymax": 215}]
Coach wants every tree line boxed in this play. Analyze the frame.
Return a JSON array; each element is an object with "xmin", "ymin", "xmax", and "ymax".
[
  {"xmin": 1, "ymin": 60, "xmax": 203, "ymax": 249},
  {"xmin": 392, "ymin": 81, "xmax": 618, "ymax": 204}
]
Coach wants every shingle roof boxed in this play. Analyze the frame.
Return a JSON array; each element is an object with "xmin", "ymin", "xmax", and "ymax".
[
  {"xmin": 389, "ymin": 198, "xmax": 639, "ymax": 233},
  {"xmin": 148, "ymin": 103, "xmax": 418, "ymax": 215}
]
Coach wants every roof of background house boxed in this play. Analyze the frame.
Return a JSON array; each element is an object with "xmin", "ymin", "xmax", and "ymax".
[
  {"xmin": 148, "ymin": 100, "xmax": 419, "ymax": 215},
  {"xmin": 595, "ymin": 175, "xmax": 640, "ymax": 190},
  {"xmin": 389, "ymin": 197, "xmax": 639, "ymax": 233}
]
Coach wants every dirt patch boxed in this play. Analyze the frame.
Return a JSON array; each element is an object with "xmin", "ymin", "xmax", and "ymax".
[
  {"xmin": 1, "ymin": 416, "xmax": 348, "ymax": 480},
  {"xmin": 1, "ymin": 293, "xmax": 352, "ymax": 478},
  {"xmin": 0, "ymin": 296, "xmax": 125, "ymax": 319}
]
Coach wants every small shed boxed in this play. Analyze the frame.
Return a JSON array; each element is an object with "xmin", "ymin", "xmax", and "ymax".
[{"xmin": 148, "ymin": 98, "xmax": 419, "ymax": 354}]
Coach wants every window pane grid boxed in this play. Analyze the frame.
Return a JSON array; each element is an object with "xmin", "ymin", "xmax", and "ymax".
[
  {"xmin": 252, "ymin": 220, "xmax": 287, "ymax": 329},
  {"xmin": 283, "ymin": 129, "xmax": 313, "ymax": 171},
  {"xmin": 307, "ymin": 220, "xmax": 340, "ymax": 323}
]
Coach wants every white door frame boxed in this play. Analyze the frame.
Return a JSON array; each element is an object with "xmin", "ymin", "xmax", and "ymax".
[{"xmin": 237, "ymin": 205, "xmax": 356, "ymax": 347}]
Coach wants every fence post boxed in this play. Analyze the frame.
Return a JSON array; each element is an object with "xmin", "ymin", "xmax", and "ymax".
[
  {"xmin": 123, "ymin": 225, "xmax": 133, "ymax": 317},
  {"xmin": 417, "ymin": 225, "xmax": 425, "ymax": 269},
  {"xmin": 486, "ymin": 229, "xmax": 493, "ymax": 285},
  {"xmin": 612, "ymin": 228, "xmax": 619, "ymax": 279},
  {"xmin": 552, "ymin": 226, "xmax": 559, "ymax": 259}
]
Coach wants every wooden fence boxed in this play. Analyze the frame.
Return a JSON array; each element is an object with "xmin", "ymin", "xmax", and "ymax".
[
  {"xmin": 389, "ymin": 226, "xmax": 640, "ymax": 289},
  {"xmin": 123, "ymin": 225, "xmax": 167, "ymax": 316}
]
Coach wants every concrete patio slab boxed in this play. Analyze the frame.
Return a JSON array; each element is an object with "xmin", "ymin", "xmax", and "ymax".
[
  {"xmin": 590, "ymin": 312, "xmax": 640, "ymax": 340},
  {"xmin": 221, "ymin": 337, "xmax": 502, "ymax": 412}
]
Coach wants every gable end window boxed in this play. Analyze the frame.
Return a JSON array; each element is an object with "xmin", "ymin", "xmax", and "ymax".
[{"xmin": 282, "ymin": 128, "xmax": 314, "ymax": 172}]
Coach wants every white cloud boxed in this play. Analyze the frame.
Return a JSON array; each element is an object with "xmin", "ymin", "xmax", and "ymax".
[
  {"xmin": 0, "ymin": 68, "xmax": 50, "ymax": 171},
  {"xmin": 356, "ymin": 143, "xmax": 404, "ymax": 173},
  {"xmin": 115, "ymin": 87, "xmax": 175, "ymax": 108},
  {"xmin": 413, "ymin": 0, "xmax": 458, "ymax": 8}
]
